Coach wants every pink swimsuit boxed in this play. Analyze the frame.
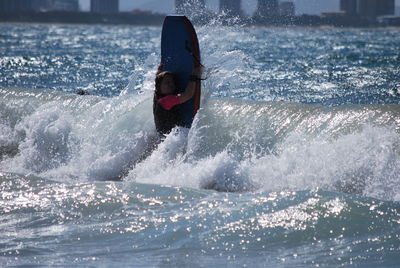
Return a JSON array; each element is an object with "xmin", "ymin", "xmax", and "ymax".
[{"xmin": 158, "ymin": 95, "xmax": 181, "ymax": 110}]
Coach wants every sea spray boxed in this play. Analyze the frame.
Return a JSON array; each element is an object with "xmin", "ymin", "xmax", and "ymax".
[
  {"xmin": 1, "ymin": 86, "xmax": 400, "ymax": 202},
  {"xmin": 1, "ymin": 23, "xmax": 400, "ymax": 267}
]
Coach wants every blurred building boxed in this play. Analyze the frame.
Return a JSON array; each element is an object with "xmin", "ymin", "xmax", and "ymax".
[
  {"xmin": 340, "ymin": 0, "xmax": 357, "ymax": 15},
  {"xmin": 357, "ymin": 0, "xmax": 377, "ymax": 19},
  {"xmin": 0, "ymin": 0, "xmax": 50, "ymax": 12},
  {"xmin": 255, "ymin": 0, "xmax": 278, "ymax": 18},
  {"xmin": 0, "ymin": 0, "xmax": 78, "ymax": 12},
  {"xmin": 220, "ymin": 0, "xmax": 242, "ymax": 17},
  {"xmin": 374, "ymin": 0, "xmax": 395, "ymax": 16},
  {"xmin": 52, "ymin": 0, "xmax": 79, "ymax": 11},
  {"xmin": 176, "ymin": 0, "xmax": 205, "ymax": 14},
  {"xmin": 0, "ymin": 0, "xmax": 29, "ymax": 12},
  {"xmin": 0, "ymin": 0, "xmax": 10, "ymax": 12},
  {"xmin": 279, "ymin": 1, "xmax": 295, "ymax": 17},
  {"xmin": 340, "ymin": 0, "xmax": 395, "ymax": 20},
  {"xmin": 91, "ymin": 0, "xmax": 119, "ymax": 14}
]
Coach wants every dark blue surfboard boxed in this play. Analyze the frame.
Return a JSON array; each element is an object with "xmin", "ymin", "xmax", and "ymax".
[{"xmin": 161, "ymin": 15, "xmax": 201, "ymax": 128}]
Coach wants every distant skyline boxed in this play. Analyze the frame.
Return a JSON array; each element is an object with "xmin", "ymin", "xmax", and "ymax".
[{"xmin": 79, "ymin": 0, "xmax": 400, "ymax": 16}]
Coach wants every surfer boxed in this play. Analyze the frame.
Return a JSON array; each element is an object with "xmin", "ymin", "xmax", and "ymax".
[{"xmin": 153, "ymin": 63, "xmax": 202, "ymax": 135}]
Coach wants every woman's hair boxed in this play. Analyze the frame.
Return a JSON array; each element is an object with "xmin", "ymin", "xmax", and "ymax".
[{"xmin": 154, "ymin": 71, "xmax": 178, "ymax": 99}]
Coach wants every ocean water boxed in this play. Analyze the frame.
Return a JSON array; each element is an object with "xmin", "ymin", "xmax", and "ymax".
[{"xmin": 1, "ymin": 21, "xmax": 400, "ymax": 267}]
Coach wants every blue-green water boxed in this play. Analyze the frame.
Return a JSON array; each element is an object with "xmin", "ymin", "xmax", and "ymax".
[{"xmin": 1, "ymin": 22, "xmax": 400, "ymax": 267}]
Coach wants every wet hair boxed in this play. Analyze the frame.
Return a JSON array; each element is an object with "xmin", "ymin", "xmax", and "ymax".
[{"xmin": 154, "ymin": 71, "xmax": 178, "ymax": 99}]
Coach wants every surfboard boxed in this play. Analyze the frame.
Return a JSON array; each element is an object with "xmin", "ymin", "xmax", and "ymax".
[{"xmin": 160, "ymin": 15, "xmax": 201, "ymax": 128}]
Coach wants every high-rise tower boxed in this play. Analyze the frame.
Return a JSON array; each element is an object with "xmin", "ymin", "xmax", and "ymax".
[
  {"xmin": 255, "ymin": 0, "xmax": 278, "ymax": 18},
  {"xmin": 0, "ymin": 0, "xmax": 78, "ymax": 12},
  {"xmin": 279, "ymin": 1, "xmax": 295, "ymax": 17},
  {"xmin": 375, "ymin": 0, "xmax": 395, "ymax": 16},
  {"xmin": 52, "ymin": 0, "xmax": 79, "ymax": 11},
  {"xmin": 0, "ymin": 0, "xmax": 36, "ymax": 12},
  {"xmin": 357, "ymin": 0, "xmax": 394, "ymax": 19},
  {"xmin": 340, "ymin": 0, "xmax": 357, "ymax": 15},
  {"xmin": 91, "ymin": 0, "xmax": 119, "ymax": 14}
]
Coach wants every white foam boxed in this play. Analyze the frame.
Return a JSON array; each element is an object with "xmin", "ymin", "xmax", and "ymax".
[
  {"xmin": 2, "ymin": 87, "xmax": 400, "ymax": 201},
  {"xmin": 1, "ymin": 103, "xmax": 73, "ymax": 173},
  {"xmin": 1, "ymin": 24, "xmax": 400, "ymax": 203},
  {"xmin": 125, "ymin": 104, "xmax": 400, "ymax": 201},
  {"xmin": 42, "ymin": 94, "xmax": 157, "ymax": 181}
]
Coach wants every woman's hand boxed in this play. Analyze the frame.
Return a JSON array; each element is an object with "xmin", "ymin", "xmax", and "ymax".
[{"xmin": 179, "ymin": 65, "xmax": 202, "ymax": 104}]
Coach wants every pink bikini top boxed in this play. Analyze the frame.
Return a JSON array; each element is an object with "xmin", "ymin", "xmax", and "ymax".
[{"xmin": 158, "ymin": 94, "xmax": 181, "ymax": 110}]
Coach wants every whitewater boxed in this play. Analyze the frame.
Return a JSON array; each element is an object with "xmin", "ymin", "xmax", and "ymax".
[{"xmin": 0, "ymin": 21, "xmax": 400, "ymax": 267}]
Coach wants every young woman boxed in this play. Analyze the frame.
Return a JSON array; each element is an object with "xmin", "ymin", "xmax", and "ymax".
[{"xmin": 153, "ymin": 65, "xmax": 202, "ymax": 135}]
